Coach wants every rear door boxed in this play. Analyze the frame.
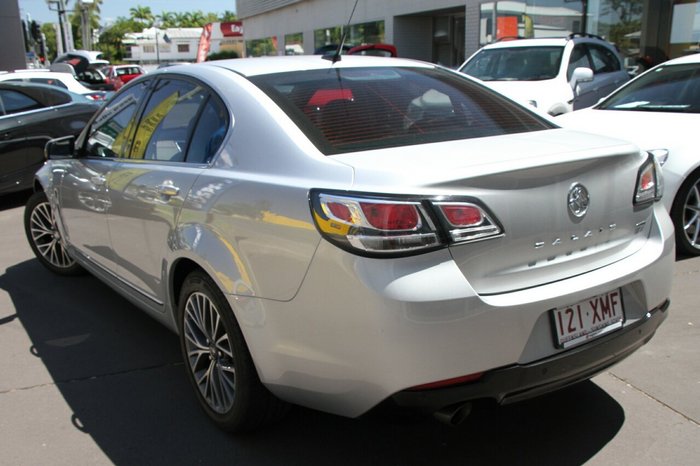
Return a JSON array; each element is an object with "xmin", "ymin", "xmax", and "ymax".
[{"xmin": 106, "ymin": 76, "xmax": 228, "ymax": 306}]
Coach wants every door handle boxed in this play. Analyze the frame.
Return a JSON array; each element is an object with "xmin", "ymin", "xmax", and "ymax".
[{"xmin": 157, "ymin": 182, "xmax": 180, "ymax": 198}]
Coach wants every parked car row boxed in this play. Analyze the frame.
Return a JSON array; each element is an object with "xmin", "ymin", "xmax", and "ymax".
[
  {"xmin": 0, "ymin": 82, "xmax": 101, "ymax": 194},
  {"xmin": 22, "ymin": 54, "xmax": 674, "ymax": 433}
]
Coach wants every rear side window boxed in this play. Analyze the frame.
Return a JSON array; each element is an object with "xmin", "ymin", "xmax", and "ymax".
[
  {"xmin": 187, "ymin": 95, "xmax": 228, "ymax": 163},
  {"xmin": 250, "ymin": 67, "xmax": 552, "ymax": 155},
  {"xmin": 0, "ymin": 89, "xmax": 42, "ymax": 115},
  {"xmin": 129, "ymin": 78, "xmax": 208, "ymax": 161},
  {"xmin": 27, "ymin": 77, "xmax": 69, "ymax": 89}
]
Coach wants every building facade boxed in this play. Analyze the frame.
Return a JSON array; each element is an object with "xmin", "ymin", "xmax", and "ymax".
[
  {"xmin": 236, "ymin": 0, "xmax": 698, "ymax": 69},
  {"xmin": 124, "ymin": 27, "xmax": 203, "ymax": 66}
]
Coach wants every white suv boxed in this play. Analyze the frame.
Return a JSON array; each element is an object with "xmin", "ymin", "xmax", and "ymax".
[{"xmin": 459, "ymin": 35, "xmax": 629, "ymax": 115}]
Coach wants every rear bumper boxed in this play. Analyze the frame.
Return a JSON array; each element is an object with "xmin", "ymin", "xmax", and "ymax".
[{"xmin": 392, "ymin": 299, "xmax": 669, "ymax": 411}]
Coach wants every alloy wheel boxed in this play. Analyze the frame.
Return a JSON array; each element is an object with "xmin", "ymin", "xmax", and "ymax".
[
  {"xmin": 28, "ymin": 200, "xmax": 76, "ymax": 270},
  {"xmin": 183, "ymin": 291, "xmax": 236, "ymax": 414},
  {"xmin": 682, "ymin": 179, "xmax": 700, "ymax": 250}
]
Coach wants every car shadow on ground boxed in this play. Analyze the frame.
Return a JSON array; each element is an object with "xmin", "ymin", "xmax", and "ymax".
[
  {"xmin": 1, "ymin": 259, "xmax": 625, "ymax": 465},
  {"xmin": 0, "ymin": 190, "xmax": 31, "ymax": 212}
]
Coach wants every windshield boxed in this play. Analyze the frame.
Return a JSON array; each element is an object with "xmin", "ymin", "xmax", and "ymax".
[
  {"xmin": 460, "ymin": 46, "xmax": 564, "ymax": 81},
  {"xmin": 599, "ymin": 63, "xmax": 700, "ymax": 113},
  {"xmin": 250, "ymin": 67, "xmax": 553, "ymax": 155}
]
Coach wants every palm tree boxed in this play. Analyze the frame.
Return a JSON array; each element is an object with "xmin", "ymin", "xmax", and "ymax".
[
  {"xmin": 220, "ymin": 10, "xmax": 238, "ymax": 22},
  {"xmin": 129, "ymin": 5, "xmax": 155, "ymax": 27},
  {"xmin": 158, "ymin": 11, "xmax": 176, "ymax": 28}
]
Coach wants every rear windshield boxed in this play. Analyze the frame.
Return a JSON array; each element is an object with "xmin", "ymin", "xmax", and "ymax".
[
  {"xmin": 460, "ymin": 47, "xmax": 564, "ymax": 81},
  {"xmin": 249, "ymin": 66, "xmax": 553, "ymax": 155}
]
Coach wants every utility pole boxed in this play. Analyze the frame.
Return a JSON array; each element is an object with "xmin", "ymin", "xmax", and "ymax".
[
  {"xmin": 79, "ymin": 0, "xmax": 93, "ymax": 50},
  {"xmin": 47, "ymin": 0, "xmax": 74, "ymax": 52}
]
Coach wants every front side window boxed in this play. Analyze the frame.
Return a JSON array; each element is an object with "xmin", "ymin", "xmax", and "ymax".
[
  {"xmin": 129, "ymin": 78, "xmax": 208, "ymax": 161},
  {"xmin": 567, "ymin": 44, "xmax": 592, "ymax": 80},
  {"xmin": 85, "ymin": 80, "xmax": 150, "ymax": 158},
  {"xmin": 461, "ymin": 46, "xmax": 564, "ymax": 81},
  {"xmin": 599, "ymin": 63, "xmax": 700, "ymax": 113},
  {"xmin": 251, "ymin": 66, "xmax": 553, "ymax": 155},
  {"xmin": 588, "ymin": 44, "xmax": 622, "ymax": 74}
]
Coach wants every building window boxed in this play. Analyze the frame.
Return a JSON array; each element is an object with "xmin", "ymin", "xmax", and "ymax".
[
  {"xmin": 479, "ymin": 1, "xmax": 583, "ymax": 45},
  {"xmin": 246, "ymin": 37, "xmax": 278, "ymax": 57},
  {"xmin": 285, "ymin": 32, "xmax": 304, "ymax": 55},
  {"xmin": 178, "ymin": 44, "xmax": 190, "ymax": 53},
  {"xmin": 313, "ymin": 20, "xmax": 385, "ymax": 53},
  {"xmin": 143, "ymin": 45, "xmax": 155, "ymax": 53}
]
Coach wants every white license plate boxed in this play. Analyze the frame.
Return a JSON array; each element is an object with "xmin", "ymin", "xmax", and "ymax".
[{"xmin": 552, "ymin": 289, "xmax": 624, "ymax": 349}]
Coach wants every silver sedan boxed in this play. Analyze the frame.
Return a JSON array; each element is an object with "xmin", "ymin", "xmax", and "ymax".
[{"xmin": 24, "ymin": 56, "xmax": 674, "ymax": 432}]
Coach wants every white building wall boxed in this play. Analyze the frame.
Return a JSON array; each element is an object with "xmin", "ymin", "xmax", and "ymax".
[{"xmin": 238, "ymin": 0, "xmax": 467, "ymax": 60}]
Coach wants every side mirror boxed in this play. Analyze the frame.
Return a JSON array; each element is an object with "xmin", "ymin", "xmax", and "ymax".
[
  {"xmin": 569, "ymin": 67, "xmax": 594, "ymax": 91},
  {"xmin": 44, "ymin": 135, "xmax": 76, "ymax": 160}
]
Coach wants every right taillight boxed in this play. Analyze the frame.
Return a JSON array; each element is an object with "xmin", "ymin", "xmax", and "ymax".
[
  {"xmin": 310, "ymin": 190, "xmax": 503, "ymax": 257},
  {"xmin": 635, "ymin": 152, "xmax": 664, "ymax": 205}
]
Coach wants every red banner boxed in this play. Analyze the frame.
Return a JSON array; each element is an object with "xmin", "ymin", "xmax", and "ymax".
[{"xmin": 220, "ymin": 22, "xmax": 243, "ymax": 37}]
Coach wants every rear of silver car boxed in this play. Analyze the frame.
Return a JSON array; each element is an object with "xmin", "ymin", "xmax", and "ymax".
[
  {"xmin": 198, "ymin": 61, "xmax": 674, "ymax": 421},
  {"xmin": 228, "ymin": 133, "xmax": 672, "ymax": 420}
]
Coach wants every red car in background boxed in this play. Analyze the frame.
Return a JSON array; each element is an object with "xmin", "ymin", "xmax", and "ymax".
[{"xmin": 106, "ymin": 65, "xmax": 146, "ymax": 90}]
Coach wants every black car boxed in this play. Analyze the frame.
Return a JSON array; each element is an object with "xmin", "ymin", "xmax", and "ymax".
[{"xmin": 0, "ymin": 82, "xmax": 100, "ymax": 194}]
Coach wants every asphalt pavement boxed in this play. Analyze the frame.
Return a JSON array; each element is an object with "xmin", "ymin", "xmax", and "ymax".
[{"xmin": 0, "ymin": 190, "xmax": 698, "ymax": 465}]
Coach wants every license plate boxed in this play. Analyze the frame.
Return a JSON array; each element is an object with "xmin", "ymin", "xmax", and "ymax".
[{"xmin": 552, "ymin": 289, "xmax": 624, "ymax": 349}]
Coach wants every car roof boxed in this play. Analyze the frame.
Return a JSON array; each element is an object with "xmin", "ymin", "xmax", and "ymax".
[
  {"xmin": 662, "ymin": 53, "xmax": 700, "ymax": 66},
  {"xmin": 481, "ymin": 38, "xmax": 569, "ymax": 49},
  {"xmin": 197, "ymin": 55, "xmax": 435, "ymax": 77}
]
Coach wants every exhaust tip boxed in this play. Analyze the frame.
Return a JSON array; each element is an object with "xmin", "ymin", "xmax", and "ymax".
[{"xmin": 434, "ymin": 402, "xmax": 472, "ymax": 426}]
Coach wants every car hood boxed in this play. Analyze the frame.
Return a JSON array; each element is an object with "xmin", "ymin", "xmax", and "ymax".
[{"xmin": 480, "ymin": 79, "xmax": 572, "ymax": 113}]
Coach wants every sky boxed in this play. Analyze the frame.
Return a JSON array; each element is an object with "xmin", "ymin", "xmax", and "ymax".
[{"xmin": 17, "ymin": 0, "xmax": 236, "ymax": 25}]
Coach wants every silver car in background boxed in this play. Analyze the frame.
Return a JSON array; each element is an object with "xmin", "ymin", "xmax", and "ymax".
[{"xmin": 25, "ymin": 56, "xmax": 673, "ymax": 432}]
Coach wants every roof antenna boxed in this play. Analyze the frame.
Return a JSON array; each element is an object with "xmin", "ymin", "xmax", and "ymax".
[{"xmin": 324, "ymin": 0, "xmax": 359, "ymax": 63}]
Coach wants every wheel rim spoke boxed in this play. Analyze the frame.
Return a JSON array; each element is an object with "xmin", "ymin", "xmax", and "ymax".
[
  {"xmin": 183, "ymin": 291, "xmax": 236, "ymax": 413},
  {"xmin": 29, "ymin": 201, "xmax": 76, "ymax": 269},
  {"xmin": 683, "ymin": 182, "xmax": 700, "ymax": 248}
]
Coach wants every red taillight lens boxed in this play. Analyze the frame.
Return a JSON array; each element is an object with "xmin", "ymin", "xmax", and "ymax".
[
  {"xmin": 327, "ymin": 202, "xmax": 353, "ymax": 223},
  {"xmin": 439, "ymin": 204, "xmax": 483, "ymax": 227},
  {"xmin": 635, "ymin": 153, "xmax": 663, "ymax": 204},
  {"xmin": 311, "ymin": 191, "xmax": 503, "ymax": 257},
  {"xmin": 360, "ymin": 203, "xmax": 419, "ymax": 230}
]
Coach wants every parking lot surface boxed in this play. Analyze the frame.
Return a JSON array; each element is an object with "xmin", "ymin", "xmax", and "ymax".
[{"xmin": 0, "ymin": 191, "xmax": 698, "ymax": 465}]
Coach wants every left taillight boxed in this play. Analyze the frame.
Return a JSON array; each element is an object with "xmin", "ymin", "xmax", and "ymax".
[{"xmin": 310, "ymin": 191, "xmax": 503, "ymax": 257}]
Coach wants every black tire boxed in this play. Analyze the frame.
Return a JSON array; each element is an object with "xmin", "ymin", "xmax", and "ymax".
[
  {"xmin": 178, "ymin": 270, "xmax": 288, "ymax": 432},
  {"xmin": 671, "ymin": 171, "xmax": 700, "ymax": 256},
  {"xmin": 24, "ymin": 191, "xmax": 83, "ymax": 275}
]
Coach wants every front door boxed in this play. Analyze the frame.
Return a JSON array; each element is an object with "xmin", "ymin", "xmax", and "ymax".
[
  {"xmin": 59, "ymin": 80, "xmax": 150, "ymax": 273},
  {"xmin": 106, "ymin": 77, "xmax": 222, "ymax": 306}
]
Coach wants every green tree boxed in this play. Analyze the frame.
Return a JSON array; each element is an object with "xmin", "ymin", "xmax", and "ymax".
[
  {"xmin": 97, "ymin": 17, "xmax": 140, "ymax": 62},
  {"xmin": 40, "ymin": 23, "xmax": 57, "ymax": 62},
  {"xmin": 69, "ymin": 0, "xmax": 102, "ymax": 50},
  {"xmin": 220, "ymin": 11, "xmax": 238, "ymax": 22},
  {"xmin": 129, "ymin": 5, "xmax": 155, "ymax": 27},
  {"xmin": 158, "ymin": 11, "xmax": 177, "ymax": 28}
]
